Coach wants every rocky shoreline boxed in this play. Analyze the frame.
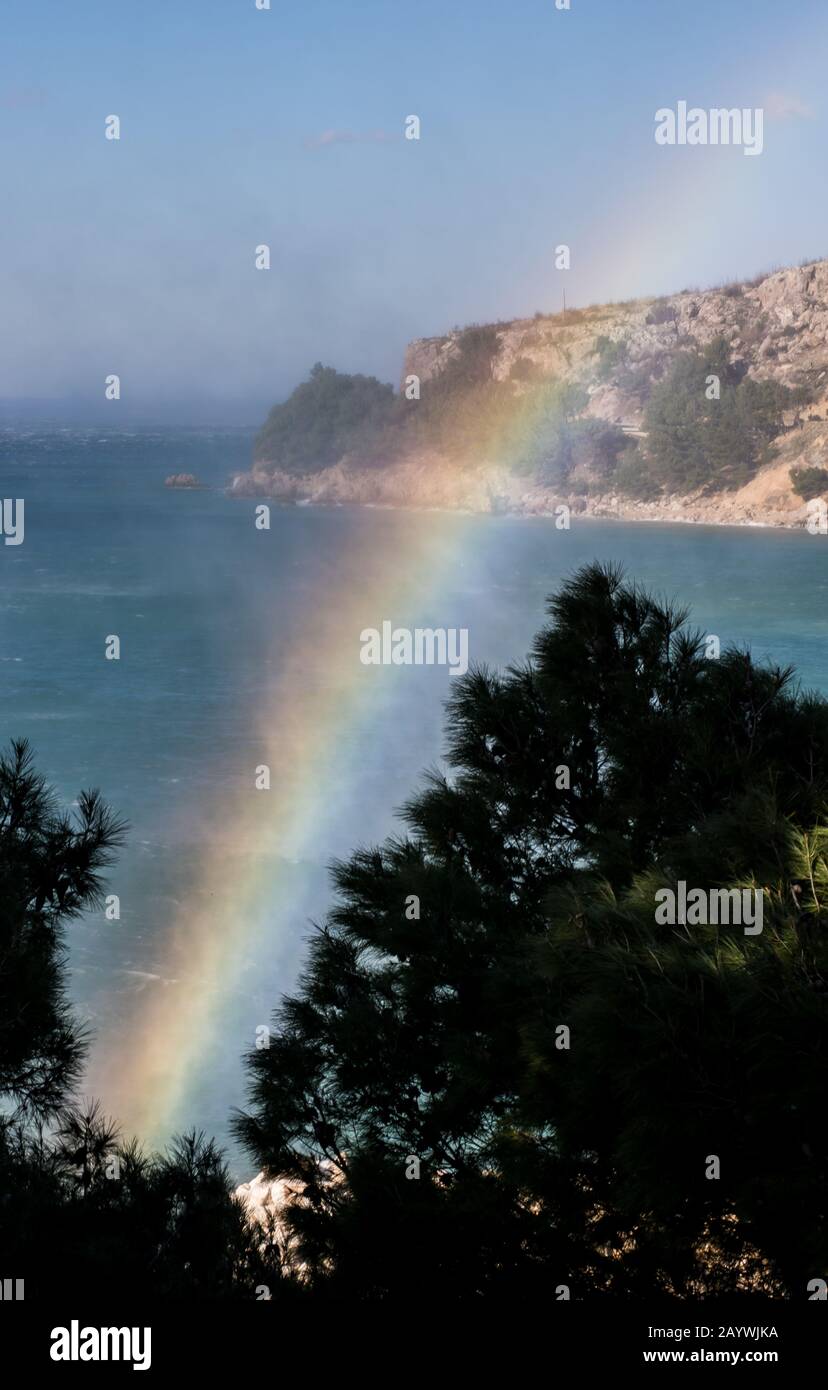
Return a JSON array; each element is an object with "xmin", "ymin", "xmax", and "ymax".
[
  {"xmin": 232, "ymin": 259, "xmax": 828, "ymax": 531},
  {"xmin": 229, "ymin": 451, "xmax": 814, "ymax": 531}
]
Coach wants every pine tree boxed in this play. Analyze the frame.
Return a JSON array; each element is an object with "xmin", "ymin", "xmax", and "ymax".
[
  {"xmin": 0, "ymin": 741, "xmax": 289, "ymax": 1300},
  {"xmin": 236, "ymin": 563, "xmax": 828, "ymax": 1297},
  {"xmin": 0, "ymin": 739, "xmax": 126, "ymax": 1119}
]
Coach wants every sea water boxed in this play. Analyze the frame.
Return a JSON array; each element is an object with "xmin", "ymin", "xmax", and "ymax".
[{"xmin": 2, "ymin": 426, "xmax": 827, "ymax": 1168}]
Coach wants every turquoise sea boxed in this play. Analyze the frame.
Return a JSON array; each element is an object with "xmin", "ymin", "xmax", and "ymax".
[{"xmin": 2, "ymin": 427, "xmax": 827, "ymax": 1170}]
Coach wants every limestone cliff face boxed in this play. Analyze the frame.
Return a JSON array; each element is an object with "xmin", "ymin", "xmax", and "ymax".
[
  {"xmin": 234, "ymin": 260, "xmax": 828, "ymax": 528},
  {"xmin": 404, "ymin": 261, "xmax": 828, "ymax": 424}
]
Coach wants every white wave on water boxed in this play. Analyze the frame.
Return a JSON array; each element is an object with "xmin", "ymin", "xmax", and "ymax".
[
  {"xmin": 117, "ymin": 970, "xmax": 179, "ymax": 991},
  {"xmin": 21, "ymin": 711, "xmax": 78, "ymax": 720},
  {"xmin": 18, "ymin": 585, "xmax": 151, "ymax": 597}
]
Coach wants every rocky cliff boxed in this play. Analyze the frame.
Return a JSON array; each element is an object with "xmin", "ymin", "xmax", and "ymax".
[{"xmin": 233, "ymin": 259, "xmax": 828, "ymax": 527}]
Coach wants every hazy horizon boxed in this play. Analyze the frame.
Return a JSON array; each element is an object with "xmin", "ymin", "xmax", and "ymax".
[
  {"xmin": 3, "ymin": 0, "xmax": 828, "ymax": 424},
  {"xmin": 5, "ymin": 246, "xmax": 827, "ymax": 428}
]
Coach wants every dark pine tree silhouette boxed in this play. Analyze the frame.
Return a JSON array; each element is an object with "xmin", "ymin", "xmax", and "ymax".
[
  {"xmin": 0, "ymin": 740, "xmax": 290, "ymax": 1300},
  {"xmin": 235, "ymin": 562, "xmax": 828, "ymax": 1300},
  {"xmin": 0, "ymin": 738, "xmax": 126, "ymax": 1121}
]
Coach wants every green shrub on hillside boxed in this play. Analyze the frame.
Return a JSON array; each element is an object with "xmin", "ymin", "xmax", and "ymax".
[
  {"xmin": 444, "ymin": 326, "xmax": 501, "ymax": 388},
  {"xmin": 255, "ymin": 364, "xmax": 397, "ymax": 472},
  {"xmin": 645, "ymin": 300, "xmax": 678, "ymax": 326},
  {"xmin": 790, "ymin": 466, "xmax": 828, "ymax": 501},
  {"xmin": 593, "ymin": 335, "xmax": 628, "ymax": 383},
  {"xmin": 612, "ymin": 444, "xmax": 660, "ymax": 500},
  {"xmin": 645, "ymin": 337, "xmax": 799, "ymax": 492},
  {"xmin": 509, "ymin": 357, "xmax": 544, "ymax": 382}
]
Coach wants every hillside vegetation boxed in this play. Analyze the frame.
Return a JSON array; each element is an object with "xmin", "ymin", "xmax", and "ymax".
[{"xmin": 242, "ymin": 259, "xmax": 828, "ymax": 525}]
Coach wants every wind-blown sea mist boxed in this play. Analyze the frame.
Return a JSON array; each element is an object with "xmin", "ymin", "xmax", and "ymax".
[{"xmin": 2, "ymin": 427, "xmax": 827, "ymax": 1173}]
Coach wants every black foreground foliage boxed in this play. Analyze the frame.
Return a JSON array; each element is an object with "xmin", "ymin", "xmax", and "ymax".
[
  {"xmin": 0, "ymin": 741, "xmax": 291, "ymax": 1300},
  {"xmin": 3, "ymin": 564, "xmax": 827, "ymax": 1300},
  {"xmin": 235, "ymin": 562, "xmax": 828, "ymax": 1299}
]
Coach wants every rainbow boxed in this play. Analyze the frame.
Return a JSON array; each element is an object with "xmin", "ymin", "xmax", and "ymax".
[
  {"xmin": 86, "ymin": 513, "xmax": 464, "ymax": 1144},
  {"xmin": 85, "ymin": 60, "xmax": 814, "ymax": 1142}
]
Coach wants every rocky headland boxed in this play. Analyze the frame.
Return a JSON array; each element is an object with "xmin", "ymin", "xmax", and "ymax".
[{"xmin": 232, "ymin": 259, "xmax": 828, "ymax": 528}]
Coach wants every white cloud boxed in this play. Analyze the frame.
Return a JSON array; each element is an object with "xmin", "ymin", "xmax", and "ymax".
[{"xmin": 765, "ymin": 91, "xmax": 815, "ymax": 121}]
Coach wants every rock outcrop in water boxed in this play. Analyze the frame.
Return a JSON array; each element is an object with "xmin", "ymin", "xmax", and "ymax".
[
  {"xmin": 165, "ymin": 473, "xmax": 202, "ymax": 489},
  {"xmin": 234, "ymin": 259, "xmax": 828, "ymax": 528}
]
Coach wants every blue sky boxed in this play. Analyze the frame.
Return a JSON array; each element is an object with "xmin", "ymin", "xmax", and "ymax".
[{"xmin": 1, "ymin": 0, "xmax": 826, "ymax": 421}]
